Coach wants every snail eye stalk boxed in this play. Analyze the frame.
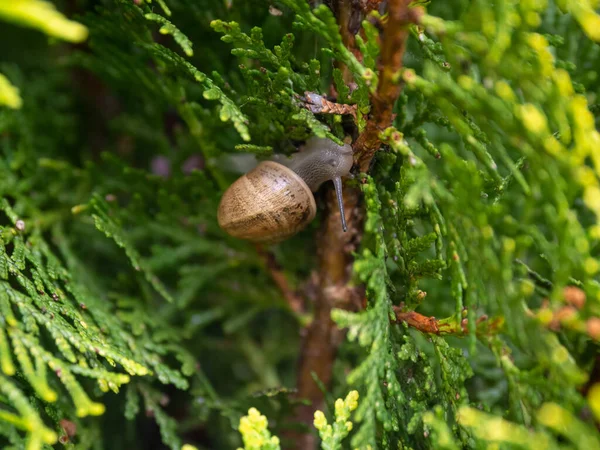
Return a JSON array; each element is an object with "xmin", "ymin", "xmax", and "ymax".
[{"xmin": 333, "ymin": 176, "xmax": 347, "ymax": 232}]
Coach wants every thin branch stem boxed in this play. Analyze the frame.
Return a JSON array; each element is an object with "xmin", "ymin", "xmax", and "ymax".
[
  {"xmin": 355, "ymin": 0, "xmax": 423, "ymax": 172},
  {"xmin": 256, "ymin": 245, "xmax": 305, "ymax": 314},
  {"xmin": 392, "ymin": 306, "xmax": 504, "ymax": 338}
]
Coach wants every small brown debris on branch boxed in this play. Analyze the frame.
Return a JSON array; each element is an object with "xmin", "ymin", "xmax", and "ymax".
[
  {"xmin": 298, "ymin": 91, "xmax": 358, "ymax": 120},
  {"xmin": 394, "ymin": 309, "xmax": 441, "ymax": 334},
  {"xmin": 392, "ymin": 306, "xmax": 504, "ymax": 337}
]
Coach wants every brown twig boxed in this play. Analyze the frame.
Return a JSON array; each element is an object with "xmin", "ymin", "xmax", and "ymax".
[
  {"xmin": 394, "ymin": 309, "xmax": 442, "ymax": 334},
  {"xmin": 354, "ymin": 0, "xmax": 423, "ymax": 172},
  {"xmin": 256, "ymin": 245, "xmax": 304, "ymax": 315},
  {"xmin": 392, "ymin": 306, "xmax": 504, "ymax": 337},
  {"xmin": 299, "ymin": 91, "xmax": 358, "ymax": 120}
]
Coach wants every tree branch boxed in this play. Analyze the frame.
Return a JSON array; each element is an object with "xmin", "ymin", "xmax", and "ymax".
[
  {"xmin": 292, "ymin": 187, "xmax": 363, "ymax": 446},
  {"xmin": 291, "ymin": 1, "xmax": 419, "ymax": 448},
  {"xmin": 355, "ymin": 0, "xmax": 423, "ymax": 172}
]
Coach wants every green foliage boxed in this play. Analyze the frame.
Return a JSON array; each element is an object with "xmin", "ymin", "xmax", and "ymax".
[
  {"xmin": 313, "ymin": 390, "xmax": 358, "ymax": 450},
  {"xmin": 1, "ymin": 0, "xmax": 600, "ymax": 449},
  {"xmin": 235, "ymin": 391, "xmax": 358, "ymax": 450},
  {"xmin": 0, "ymin": 0, "xmax": 88, "ymax": 43},
  {"xmin": 236, "ymin": 407, "xmax": 281, "ymax": 450},
  {"xmin": 0, "ymin": 73, "xmax": 22, "ymax": 109},
  {"xmin": 0, "ymin": 196, "xmax": 190, "ymax": 448},
  {"xmin": 144, "ymin": 13, "xmax": 193, "ymax": 57},
  {"xmin": 0, "ymin": 0, "xmax": 88, "ymax": 110}
]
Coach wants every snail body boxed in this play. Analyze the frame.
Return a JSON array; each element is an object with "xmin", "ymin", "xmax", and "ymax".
[{"xmin": 218, "ymin": 137, "xmax": 353, "ymax": 243}]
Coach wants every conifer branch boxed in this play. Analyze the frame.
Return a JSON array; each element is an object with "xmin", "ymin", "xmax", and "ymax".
[
  {"xmin": 291, "ymin": 1, "xmax": 422, "ymax": 446},
  {"xmin": 4, "ymin": 0, "xmax": 600, "ymax": 448},
  {"xmin": 290, "ymin": 0, "xmax": 371, "ymax": 445}
]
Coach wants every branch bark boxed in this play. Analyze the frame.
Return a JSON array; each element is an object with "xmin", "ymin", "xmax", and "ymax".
[
  {"xmin": 292, "ymin": 186, "xmax": 363, "ymax": 448},
  {"xmin": 291, "ymin": 1, "xmax": 420, "ymax": 448},
  {"xmin": 355, "ymin": 0, "xmax": 423, "ymax": 172}
]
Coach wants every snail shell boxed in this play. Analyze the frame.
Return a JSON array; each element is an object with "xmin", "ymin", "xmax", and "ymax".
[{"xmin": 217, "ymin": 161, "xmax": 316, "ymax": 243}]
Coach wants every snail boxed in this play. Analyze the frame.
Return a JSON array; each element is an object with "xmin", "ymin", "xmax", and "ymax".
[{"xmin": 217, "ymin": 136, "xmax": 353, "ymax": 243}]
